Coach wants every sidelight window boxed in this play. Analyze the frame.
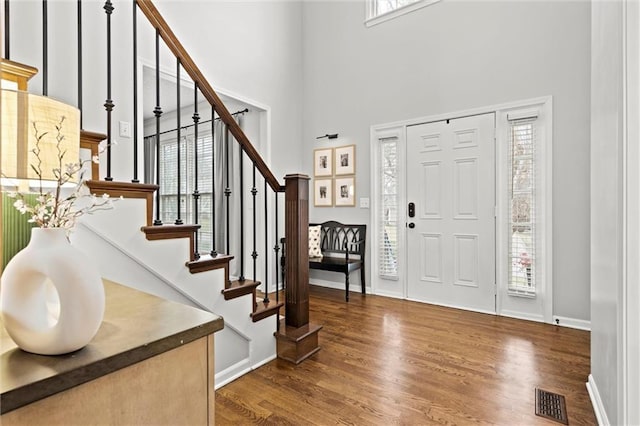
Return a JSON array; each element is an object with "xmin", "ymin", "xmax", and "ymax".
[
  {"xmin": 378, "ymin": 137, "xmax": 399, "ymax": 279},
  {"xmin": 507, "ymin": 117, "xmax": 537, "ymax": 296}
]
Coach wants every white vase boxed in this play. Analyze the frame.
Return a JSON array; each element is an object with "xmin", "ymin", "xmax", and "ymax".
[{"xmin": 0, "ymin": 227, "xmax": 105, "ymax": 355}]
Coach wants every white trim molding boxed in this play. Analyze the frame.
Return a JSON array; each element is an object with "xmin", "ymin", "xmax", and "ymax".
[
  {"xmin": 369, "ymin": 125, "xmax": 406, "ymax": 299},
  {"xmin": 369, "ymin": 96, "xmax": 553, "ymax": 324},
  {"xmin": 496, "ymin": 97, "xmax": 553, "ymax": 324},
  {"xmin": 587, "ymin": 374, "xmax": 611, "ymax": 426},
  {"xmin": 552, "ymin": 315, "xmax": 591, "ymax": 331},
  {"xmin": 622, "ymin": 1, "xmax": 640, "ymax": 423}
]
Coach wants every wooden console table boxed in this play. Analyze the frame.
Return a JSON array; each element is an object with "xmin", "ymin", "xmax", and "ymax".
[{"xmin": 0, "ymin": 279, "xmax": 223, "ymax": 425}]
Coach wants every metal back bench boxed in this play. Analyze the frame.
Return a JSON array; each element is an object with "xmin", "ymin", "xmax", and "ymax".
[{"xmin": 281, "ymin": 221, "xmax": 366, "ymax": 302}]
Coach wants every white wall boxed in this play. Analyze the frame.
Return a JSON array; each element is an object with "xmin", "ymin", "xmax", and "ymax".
[
  {"xmin": 301, "ymin": 0, "xmax": 591, "ymax": 322},
  {"xmin": 589, "ymin": 2, "xmax": 623, "ymax": 423},
  {"xmin": 6, "ymin": 0, "xmax": 303, "ymax": 184},
  {"xmin": 589, "ymin": 1, "xmax": 640, "ymax": 424},
  {"xmin": 153, "ymin": 0, "xmax": 303, "ymax": 182}
]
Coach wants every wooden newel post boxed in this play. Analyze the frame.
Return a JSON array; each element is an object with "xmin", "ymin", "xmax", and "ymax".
[
  {"xmin": 276, "ymin": 174, "xmax": 322, "ymax": 364},
  {"xmin": 284, "ymin": 173, "xmax": 310, "ymax": 328}
]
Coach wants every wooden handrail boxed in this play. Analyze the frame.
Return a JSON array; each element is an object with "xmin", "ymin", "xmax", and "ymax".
[{"xmin": 136, "ymin": 0, "xmax": 284, "ymax": 193}]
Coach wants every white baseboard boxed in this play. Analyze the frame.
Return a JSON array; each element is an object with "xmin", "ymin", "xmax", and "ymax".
[
  {"xmin": 215, "ymin": 354, "xmax": 277, "ymax": 390},
  {"xmin": 215, "ymin": 359, "xmax": 251, "ymax": 389},
  {"xmin": 553, "ymin": 315, "xmax": 591, "ymax": 331},
  {"xmin": 309, "ymin": 278, "xmax": 369, "ymax": 294},
  {"xmin": 371, "ymin": 288, "xmax": 405, "ymax": 299},
  {"xmin": 252, "ymin": 354, "xmax": 276, "ymax": 370},
  {"xmin": 500, "ymin": 309, "xmax": 545, "ymax": 323},
  {"xmin": 587, "ymin": 374, "xmax": 610, "ymax": 425}
]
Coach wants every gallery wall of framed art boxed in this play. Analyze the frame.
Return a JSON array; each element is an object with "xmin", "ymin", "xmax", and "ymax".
[{"xmin": 313, "ymin": 145, "xmax": 356, "ymax": 207}]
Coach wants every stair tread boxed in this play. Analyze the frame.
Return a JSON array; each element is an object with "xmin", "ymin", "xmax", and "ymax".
[
  {"xmin": 141, "ymin": 223, "xmax": 201, "ymax": 235},
  {"xmin": 251, "ymin": 300, "xmax": 284, "ymax": 322},
  {"xmin": 221, "ymin": 279, "xmax": 260, "ymax": 300},
  {"xmin": 227, "ymin": 279, "xmax": 261, "ymax": 289},
  {"xmin": 187, "ymin": 253, "xmax": 234, "ymax": 274},
  {"xmin": 87, "ymin": 180, "xmax": 159, "ymax": 197}
]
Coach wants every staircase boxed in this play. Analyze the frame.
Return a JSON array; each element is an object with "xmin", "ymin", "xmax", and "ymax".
[{"xmin": 1, "ymin": 0, "xmax": 319, "ymax": 387}]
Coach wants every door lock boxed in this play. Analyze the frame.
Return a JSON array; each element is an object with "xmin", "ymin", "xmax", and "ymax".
[
  {"xmin": 408, "ymin": 222, "xmax": 415, "ymax": 229},
  {"xmin": 408, "ymin": 202, "xmax": 415, "ymax": 218}
]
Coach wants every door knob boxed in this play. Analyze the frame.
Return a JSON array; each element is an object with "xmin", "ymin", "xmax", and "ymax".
[{"xmin": 408, "ymin": 222, "xmax": 415, "ymax": 229}]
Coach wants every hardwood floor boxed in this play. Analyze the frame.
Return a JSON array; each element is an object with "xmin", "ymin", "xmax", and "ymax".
[{"xmin": 216, "ymin": 286, "xmax": 596, "ymax": 425}]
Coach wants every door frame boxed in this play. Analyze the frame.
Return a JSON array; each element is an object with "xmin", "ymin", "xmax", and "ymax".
[{"xmin": 370, "ymin": 96, "xmax": 553, "ymax": 322}]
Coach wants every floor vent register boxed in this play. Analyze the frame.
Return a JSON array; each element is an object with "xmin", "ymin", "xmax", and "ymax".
[{"xmin": 535, "ymin": 388, "xmax": 569, "ymax": 425}]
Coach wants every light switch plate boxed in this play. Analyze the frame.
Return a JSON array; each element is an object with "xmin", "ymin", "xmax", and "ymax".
[
  {"xmin": 359, "ymin": 197, "xmax": 370, "ymax": 209},
  {"xmin": 119, "ymin": 121, "xmax": 132, "ymax": 138}
]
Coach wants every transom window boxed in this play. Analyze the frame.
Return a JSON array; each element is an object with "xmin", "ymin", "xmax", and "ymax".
[{"xmin": 366, "ymin": 0, "xmax": 441, "ymax": 27}]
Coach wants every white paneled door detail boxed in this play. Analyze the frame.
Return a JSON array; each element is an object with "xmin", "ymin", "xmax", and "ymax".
[{"xmin": 406, "ymin": 114, "xmax": 496, "ymax": 313}]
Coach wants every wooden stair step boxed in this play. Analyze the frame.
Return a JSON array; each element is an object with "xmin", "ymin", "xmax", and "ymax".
[
  {"xmin": 186, "ymin": 253, "xmax": 234, "ymax": 274},
  {"xmin": 222, "ymin": 279, "xmax": 260, "ymax": 300},
  {"xmin": 87, "ymin": 180, "xmax": 158, "ymax": 226},
  {"xmin": 251, "ymin": 300, "xmax": 284, "ymax": 322},
  {"xmin": 141, "ymin": 224, "xmax": 201, "ymax": 261}
]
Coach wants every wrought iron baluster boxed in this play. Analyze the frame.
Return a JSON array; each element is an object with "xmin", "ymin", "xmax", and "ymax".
[
  {"xmin": 153, "ymin": 29, "xmax": 163, "ymax": 226},
  {"xmin": 4, "ymin": 0, "xmax": 10, "ymax": 59},
  {"xmin": 192, "ymin": 83, "xmax": 200, "ymax": 259},
  {"xmin": 210, "ymin": 107, "xmax": 217, "ymax": 256},
  {"xmin": 274, "ymin": 192, "xmax": 280, "ymax": 304},
  {"xmin": 263, "ymin": 180, "xmax": 269, "ymax": 303},
  {"xmin": 42, "ymin": 0, "xmax": 48, "ymax": 95},
  {"xmin": 103, "ymin": 0, "xmax": 114, "ymax": 181},
  {"xmin": 131, "ymin": 0, "xmax": 139, "ymax": 183},
  {"xmin": 224, "ymin": 126, "xmax": 231, "ymax": 255},
  {"xmin": 251, "ymin": 165, "xmax": 258, "ymax": 282},
  {"xmin": 175, "ymin": 59, "xmax": 183, "ymax": 225},
  {"xmin": 77, "ymin": 0, "xmax": 82, "ymax": 126},
  {"xmin": 239, "ymin": 144, "xmax": 245, "ymax": 281}
]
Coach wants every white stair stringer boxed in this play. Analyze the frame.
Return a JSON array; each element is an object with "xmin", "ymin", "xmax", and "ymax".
[{"xmin": 71, "ymin": 198, "xmax": 277, "ymax": 388}]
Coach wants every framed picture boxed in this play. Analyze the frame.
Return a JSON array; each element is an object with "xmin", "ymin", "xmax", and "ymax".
[
  {"xmin": 334, "ymin": 176, "xmax": 355, "ymax": 207},
  {"xmin": 314, "ymin": 179, "xmax": 333, "ymax": 207},
  {"xmin": 334, "ymin": 145, "xmax": 355, "ymax": 176},
  {"xmin": 314, "ymin": 148, "xmax": 333, "ymax": 177}
]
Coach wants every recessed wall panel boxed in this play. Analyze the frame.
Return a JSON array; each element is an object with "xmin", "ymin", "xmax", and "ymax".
[
  {"xmin": 454, "ymin": 158, "xmax": 478, "ymax": 219},
  {"xmin": 420, "ymin": 133, "xmax": 442, "ymax": 152},
  {"xmin": 453, "ymin": 129, "xmax": 477, "ymax": 150},
  {"xmin": 421, "ymin": 161, "xmax": 442, "ymax": 219},
  {"xmin": 420, "ymin": 233, "xmax": 442, "ymax": 283},
  {"xmin": 454, "ymin": 234, "xmax": 478, "ymax": 287}
]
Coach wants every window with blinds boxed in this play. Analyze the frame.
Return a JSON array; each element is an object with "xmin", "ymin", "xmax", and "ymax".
[
  {"xmin": 378, "ymin": 137, "xmax": 399, "ymax": 279},
  {"xmin": 508, "ymin": 118, "xmax": 536, "ymax": 296},
  {"xmin": 158, "ymin": 127, "xmax": 214, "ymax": 253}
]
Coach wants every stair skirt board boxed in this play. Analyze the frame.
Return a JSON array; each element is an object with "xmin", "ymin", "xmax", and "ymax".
[
  {"xmin": 76, "ymin": 222, "xmax": 208, "ymax": 310},
  {"xmin": 74, "ymin": 216, "xmax": 279, "ymax": 381},
  {"xmin": 215, "ymin": 354, "xmax": 277, "ymax": 390}
]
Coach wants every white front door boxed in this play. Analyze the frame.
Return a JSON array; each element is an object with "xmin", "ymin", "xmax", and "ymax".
[{"xmin": 406, "ymin": 113, "xmax": 496, "ymax": 313}]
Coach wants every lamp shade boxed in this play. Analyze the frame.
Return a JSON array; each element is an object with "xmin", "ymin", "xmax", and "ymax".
[{"xmin": 1, "ymin": 89, "xmax": 80, "ymax": 182}]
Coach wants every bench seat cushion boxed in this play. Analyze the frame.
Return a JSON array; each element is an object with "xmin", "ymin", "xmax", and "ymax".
[{"xmin": 309, "ymin": 256, "xmax": 363, "ymax": 274}]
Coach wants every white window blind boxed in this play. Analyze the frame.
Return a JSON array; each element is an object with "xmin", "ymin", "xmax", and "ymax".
[
  {"xmin": 159, "ymin": 127, "xmax": 214, "ymax": 253},
  {"xmin": 378, "ymin": 136, "xmax": 399, "ymax": 279},
  {"xmin": 507, "ymin": 118, "xmax": 537, "ymax": 296}
]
